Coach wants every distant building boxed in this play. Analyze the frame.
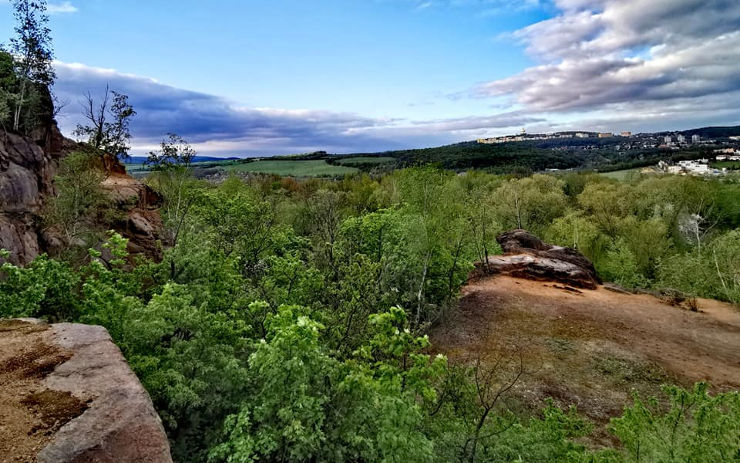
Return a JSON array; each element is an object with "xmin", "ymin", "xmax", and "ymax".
[
  {"xmin": 620, "ymin": 131, "xmax": 632, "ymax": 137},
  {"xmin": 678, "ymin": 159, "xmax": 710, "ymax": 174},
  {"xmin": 664, "ymin": 135, "xmax": 672, "ymax": 144},
  {"xmin": 598, "ymin": 132, "xmax": 613, "ymax": 138},
  {"xmin": 691, "ymin": 134, "xmax": 700, "ymax": 143},
  {"xmin": 575, "ymin": 133, "xmax": 589, "ymax": 138},
  {"xmin": 729, "ymin": 136, "xmax": 740, "ymax": 141},
  {"xmin": 677, "ymin": 134, "xmax": 686, "ymax": 143}
]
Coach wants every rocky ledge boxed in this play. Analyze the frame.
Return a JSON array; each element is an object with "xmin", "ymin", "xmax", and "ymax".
[
  {"xmin": 475, "ymin": 229, "xmax": 601, "ymax": 289},
  {"xmin": 0, "ymin": 319, "xmax": 172, "ymax": 463}
]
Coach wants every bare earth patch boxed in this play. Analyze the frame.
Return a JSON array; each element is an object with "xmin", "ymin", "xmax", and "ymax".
[
  {"xmin": 0, "ymin": 320, "xmax": 87, "ymax": 463},
  {"xmin": 431, "ymin": 275, "xmax": 740, "ymax": 445}
]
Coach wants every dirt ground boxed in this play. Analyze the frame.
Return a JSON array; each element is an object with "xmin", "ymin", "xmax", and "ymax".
[
  {"xmin": 0, "ymin": 320, "xmax": 87, "ymax": 463},
  {"xmin": 431, "ymin": 275, "xmax": 740, "ymax": 444}
]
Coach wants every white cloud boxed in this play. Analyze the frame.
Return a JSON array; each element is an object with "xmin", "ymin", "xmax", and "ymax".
[
  {"xmin": 475, "ymin": 0, "xmax": 740, "ymax": 128},
  {"xmin": 47, "ymin": 1, "xmax": 77, "ymax": 14}
]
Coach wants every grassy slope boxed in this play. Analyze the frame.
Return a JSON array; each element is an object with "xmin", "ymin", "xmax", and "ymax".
[{"xmin": 224, "ymin": 159, "xmax": 358, "ymax": 177}]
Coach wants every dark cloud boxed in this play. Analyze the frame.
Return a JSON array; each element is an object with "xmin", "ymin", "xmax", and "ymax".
[
  {"xmin": 478, "ymin": 0, "xmax": 740, "ymax": 118},
  {"xmin": 52, "ymin": 62, "xmax": 533, "ymax": 155}
]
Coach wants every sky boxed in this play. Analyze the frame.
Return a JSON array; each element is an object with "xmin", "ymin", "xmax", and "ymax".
[{"xmin": 2, "ymin": 0, "xmax": 739, "ymax": 156}]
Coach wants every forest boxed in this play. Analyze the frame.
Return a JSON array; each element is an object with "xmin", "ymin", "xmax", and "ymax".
[
  {"xmin": 1, "ymin": 1, "xmax": 739, "ymax": 462},
  {"xmin": 3, "ymin": 145, "xmax": 740, "ymax": 461}
]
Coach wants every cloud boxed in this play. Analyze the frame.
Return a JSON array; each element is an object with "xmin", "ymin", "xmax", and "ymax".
[
  {"xmin": 383, "ymin": 0, "xmax": 545, "ymax": 13},
  {"xmin": 47, "ymin": 1, "xmax": 77, "ymax": 14},
  {"xmin": 476, "ymin": 0, "xmax": 740, "ymax": 123},
  {"xmin": 53, "ymin": 62, "xmax": 530, "ymax": 156}
]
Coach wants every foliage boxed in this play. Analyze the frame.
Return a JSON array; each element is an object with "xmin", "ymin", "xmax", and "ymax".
[
  {"xmin": 3, "ymin": 164, "xmax": 740, "ymax": 462},
  {"xmin": 7, "ymin": 0, "xmax": 55, "ymax": 133},
  {"xmin": 73, "ymin": 85, "xmax": 136, "ymax": 158},
  {"xmin": 43, "ymin": 149, "xmax": 111, "ymax": 253},
  {"xmin": 607, "ymin": 383, "xmax": 740, "ymax": 463}
]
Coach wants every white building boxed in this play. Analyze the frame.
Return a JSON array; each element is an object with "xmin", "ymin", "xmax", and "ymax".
[
  {"xmin": 664, "ymin": 135, "xmax": 672, "ymax": 144},
  {"xmin": 678, "ymin": 159, "xmax": 710, "ymax": 174},
  {"xmin": 677, "ymin": 134, "xmax": 686, "ymax": 143},
  {"xmin": 691, "ymin": 134, "xmax": 700, "ymax": 143}
]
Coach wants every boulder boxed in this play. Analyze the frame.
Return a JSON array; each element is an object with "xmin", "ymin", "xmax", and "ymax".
[
  {"xmin": 0, "ymin": 319, "xmax": 172, "ymax": 463},
  {"xmin": 476, "ymin": 229, "xmax": 601, "ymax": 289}
]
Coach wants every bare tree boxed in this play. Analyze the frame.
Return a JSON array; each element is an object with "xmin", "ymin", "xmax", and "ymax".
[
  {"xmin": 74, "ymin": 86, "xmax": 136, "ymax": 158},
  {"xmin": 462, "ymin": 348, "xmax": 526, "ymax": 463}
]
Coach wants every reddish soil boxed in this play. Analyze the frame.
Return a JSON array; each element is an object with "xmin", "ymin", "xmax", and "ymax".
[
  {"xmin": 0, "ymin": 320, "xmax": 87, "ymax": 463},
  {"xmin": 431, "ymin": 275, "xmax": 740, "ymax": 444}
]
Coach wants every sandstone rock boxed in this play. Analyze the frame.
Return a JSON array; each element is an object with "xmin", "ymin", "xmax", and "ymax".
[
  {"xmin": 0, "ymin": 319, "xmax": 172, "ymax": 463},
  {"xmin": 0, "ymin": 130, "xmax": 62, "ymax": 265},
  {"xmin": 37, "ymin": 323, "xmax": 173, "ymax": 463},
  {"xmin": 0, "ymin": 126, "xmax": 164, "ymax": 264},
  {"xmin": 475, "ymin": 229, "xmax": 601, "ymax": 289}
]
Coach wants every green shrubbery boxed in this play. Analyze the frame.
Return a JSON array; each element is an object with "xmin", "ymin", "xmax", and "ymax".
[{"xmin": 2, "ymin": 166, "xmax": 739, "ymax": 461}]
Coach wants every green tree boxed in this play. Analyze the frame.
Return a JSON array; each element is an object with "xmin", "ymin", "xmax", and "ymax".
[
  {"xmin": 494, "ymin": 174, "xmax": 567, "ymax": 236},
  {"xmin": 608, "ymin": 383, "xmax": 740, "ymax": 463},
  {"xmin": 9, "ymin": 0, "xmax": 55, "ymax": 133}
]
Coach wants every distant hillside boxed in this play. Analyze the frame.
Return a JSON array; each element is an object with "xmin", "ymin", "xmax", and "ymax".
[
  {"xmin": 677, "ymin": 126, "xmax": 740, "ymax": 138},
  {"xmin": 123, "ymin": 155, "xmax": 242, "ymax": 164},
  {"xmin": 336, "ymin": 125, "xmax": 739, "ymax": 174}
]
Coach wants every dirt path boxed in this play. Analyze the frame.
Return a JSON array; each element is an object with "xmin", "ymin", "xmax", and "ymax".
[
  {"xmin": 431, "ymin": 275, "xmax": 740, "ymax": 442},
  {"xmin": 0, "ymin": 320, "xmax": 87, "ymax": 463}
]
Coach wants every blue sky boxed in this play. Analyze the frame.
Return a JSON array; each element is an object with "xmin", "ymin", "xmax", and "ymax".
[{"xmin": 2, "ymin": 0, "xmax": 739, "ymax": 156}]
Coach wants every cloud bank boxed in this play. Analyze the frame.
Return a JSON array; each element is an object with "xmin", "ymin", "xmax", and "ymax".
[
  {"xmin": 477, "ymin": 0, "xmax": 740, "ymax": 128},
  {"xmin": 52, "ymin": 62, "xmax": 533, "ymax": 156}
]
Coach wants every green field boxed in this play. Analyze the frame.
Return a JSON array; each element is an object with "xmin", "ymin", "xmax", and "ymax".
[
  {"xmin": 334, "ymin": 156, "xmax": 396, "ymax": 166},
  {"xmin": 598, "ymin": 167, "xmax": 642, "ymax": 180},
  {"xmin": 224, "ymin": 159, "xmax": 358, "ymax": 177},
  {"xmin": 711, "ymin": 161, "xmax": 740, "ymax": 170}
]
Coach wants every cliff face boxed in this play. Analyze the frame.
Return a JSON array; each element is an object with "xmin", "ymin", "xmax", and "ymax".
[
  {"xmin": 0, "ymin": 125, "xmax": 69, "ymax": 264},
  {"xmin": 0, "ymin": 124, "xmax": 163, "ymax": 264},
  {"xmin": 0, "ymin": 319, "xmax": 173, "ymax": 463}
]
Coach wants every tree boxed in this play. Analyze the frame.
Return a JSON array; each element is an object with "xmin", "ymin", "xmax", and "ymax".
[
  {"xmin": 74, "ymin": 85, "xmax": 136, "ymax": 158},
  {"xmin": 9, "ymin": 0, "xmax": 55, "ymax": 133},
  {"xmin": 145, "ymin": 133, "xmax": 198, "ymax": 248},
  {"xmin": 43, "ymin": 149, "xmax": 109, "ymax": 248},
  {"xmin": 608, "ymin": 383, "xmax": 740, "ymax": 463},
  {"xmin": 494, "ymin": 174, "xmax": 567, "ymax": 236}
]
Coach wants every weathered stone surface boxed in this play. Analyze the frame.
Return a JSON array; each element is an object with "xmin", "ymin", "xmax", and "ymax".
[
  {"xmin": 475, "ymin": 229, "xmax": 601, "ymax": 289},
  {"xmin": 0, "ymin": 126, "xmax": 163, "ymax": 264},
  {"xmin": 36, "ymin": 322, "xmax": 173, "ymax": 463},
  {"xmin": 0, "ymin": 129, "xmax": 63, "ymax": 265}
]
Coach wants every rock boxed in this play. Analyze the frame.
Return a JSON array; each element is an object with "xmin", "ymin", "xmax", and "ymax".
[
  {"xmin": 0, "ymin": 319, "xmax": 172, "ymax": 463},
  {"xmin": 38, "ymin": 323, "xmax": 172, "ymax": 463},
  {"xmin": 0, "ymin": 130, "xmax": 63, "ymax": 265},
  {"xmin": 0, "ymin": 126, "xmax": 164, "ymax": 264},
  {"xmin": 100, "ymin": 161, "xmax": 164, "ymax": 261},
  {"xmin": 475, "ymin": 229, "xmax": 601, "ymax": 289}
]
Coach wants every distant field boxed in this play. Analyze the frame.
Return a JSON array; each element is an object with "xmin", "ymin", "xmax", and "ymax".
[
  {"xmin": 598, "ymin": 167, "xmax": 642, "ymax": 180},
  {"xmin": 711, "ymin": 161, "xmax": 740, "ymax": 169},
  {"xmin": 224, "ymin": 159, "xmax": 358, "ymax": 177},
  {"xmin": 333, "ymin": 156, "xmax": 396, "ymax": 166}
]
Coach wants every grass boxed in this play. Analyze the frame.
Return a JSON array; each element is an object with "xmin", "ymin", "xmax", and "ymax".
[
  {"xmin": 333, "ymin": 156, "xmax": 396, "ymax": 166},
  {"xmin": 598, "ymin": 167, "xmax": 642, "ymax": 180},
  {"xmin": 224, "ymin": 159, "xmax": 358, "ymax": 177},
  {"xmin": 711, "ymin": 161, "xmax": 740, "ymax": 169}
]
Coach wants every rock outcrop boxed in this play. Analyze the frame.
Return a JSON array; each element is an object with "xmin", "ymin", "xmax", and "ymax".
[
  {"xmin": 476, "ymin": 229, "xmax": 601, "ymax": 289},
  {"xmin": 0, "ymin": 123, "xmax": 163, "ymax": 264},
  {"xmin": 0, "ymin": 125, "xmax": 70, "ymax": 264},
  {"xmin": 100, "ymin": 158, "xmax": 164, "ymax": 260},
  {"xmin": 0, "ymin": 319, "xmax": 172, "ymax": 463}
]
